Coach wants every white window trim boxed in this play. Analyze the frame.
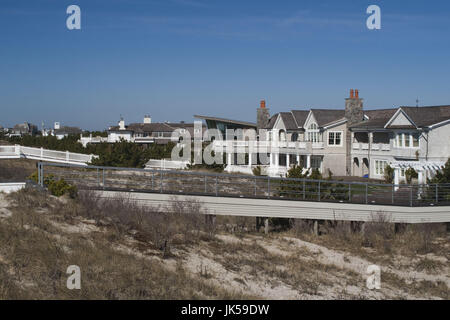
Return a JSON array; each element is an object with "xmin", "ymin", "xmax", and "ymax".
[
  {"xmin": 394, "ymin": 132, "xmax": 420, "ymax": 149},
  {"xmin": 374, "ymin": 160, "xmax": 388, "ymax": 176},
  {"xmin": 327, "ymin": 131, "xmax": 343, "ymax": 147}
]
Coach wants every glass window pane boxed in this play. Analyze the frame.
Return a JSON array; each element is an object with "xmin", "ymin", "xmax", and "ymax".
[{"xmin": 405, "ymin": 134, "xmax": 410, "ymax": 147}]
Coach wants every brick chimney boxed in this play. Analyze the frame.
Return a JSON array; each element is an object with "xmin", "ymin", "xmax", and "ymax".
[{"xmin": 257, "ymin": 99, "xmax": 270, "ymax": 130}]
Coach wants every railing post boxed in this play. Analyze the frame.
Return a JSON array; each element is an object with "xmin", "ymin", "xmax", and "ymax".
[
  {"xmin": 365, "ymin": 183, "xmax": 368, "ymax": 204},
  {"xmin": 204, "ymin": 175, "xmax": 207, "ymax": 193},
  {"xmin": 40, "ymin": 147, "xmax": 44, "ymax": 159},
  {"xmin": 254, "ymin": 178, "xmax": 257, "ymax": 197},
  {"xmin": 215, "ymin": 176, "xmax": 218, "ymax": 196},
  {"xmin": 318, "ymin": 181, "xmax": 321, "ymax": 201},
  {"xmin": 160, "ymin": 171, "xmax": 163, "ymax": 193},
  {"xmin": 102, "ymin": 168, "xmax": 105, "ymax": 189},
  {"xmin": 410, "ymin": 185, "xmax": 413, "ymax": 207},
  {"xmin": 303, "ymin": 180, "xmax": 306, "ymax": 200},
  {"xmin": 392, "ymin": 184, "xmax": 395, "ymax": 204},
  {"xmin": 151, "ymin": 171, "xmax": 154, "ymax": 190},
  {"xmin": 38, "ymin": 162, "xmax": 41, "ymax": 186},
  {"xmin": 97, "ymin": 168, "xmax": 99, "ymax": 187},
  {"xmin": 348, "ymin": 183, "xmax": 351, "ymax": 202},
  {"xmin": 267, "ymin": 176, "xmax": 271, "ymax": 199},
  {"xmin": 435, "ymin": 184, "xmax": 438, "ymax": 203}
]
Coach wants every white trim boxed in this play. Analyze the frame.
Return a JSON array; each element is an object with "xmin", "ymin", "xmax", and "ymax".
[
  {"xmin": 322, "ymin": 118, "xmax": 347, "ymax": 130},
  {"xmin": 327, "ymin": 130, "xmax": 343, "ymax": 147},
  {"xmin": 384, "ymin": 108, "xmax": 418, "ymax": 129},
  {"xmin": 428, "ymin": 118, "xmax": 450, "ymax": 129},
  {"xmin": 373, "ymin": 159, "xmax": 389, "ymax": 176}
]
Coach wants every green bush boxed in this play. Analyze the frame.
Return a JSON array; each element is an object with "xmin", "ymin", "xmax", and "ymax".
[{"xmin": 28, "ymin": 172, "xmax": 77, "ymax": 198}]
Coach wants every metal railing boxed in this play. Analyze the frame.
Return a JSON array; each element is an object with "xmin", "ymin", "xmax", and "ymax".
[{"xmin": 37, "ymin": 162, "xmax": 450, "ymax": 207}]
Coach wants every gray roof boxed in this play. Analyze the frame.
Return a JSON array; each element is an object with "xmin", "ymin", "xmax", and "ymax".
[
  {"xmin": 351, "ymin": 105, "xmax": 450, "ymax": 130},
  {"xmin": 109, "ymin": 122, "xmax": 175, "ymax": 133},
  {"xmin": 194, "ymin": 115, "xmax": 256, "ymax": 128},
  {"xmin": 291, "ymin": 110, "xmax": 310, "ymax": 128},
  {"xmin": 54, "ymin": 126, "xmax": 82, "ymax": 135},
  {"xmin": 400, "ymin": 105, "xmax": 450, "ymax": 127},
  {"xmin": 267, "ymin": 109, "xmax": 345, "ymax": 130},
  {"xmin": 310, "ymin": 109, "xmax": 346, "ymax": 127},
  {"xmin": 279, "ymin": 112, "xmax": 298, "ymax": 130}
]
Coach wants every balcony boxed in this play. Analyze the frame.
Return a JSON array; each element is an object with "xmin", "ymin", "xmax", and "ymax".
[
  {"xmin": 352, "ymin": 142, "xmax": 390, "ymax": 152},
  {"xmin": 312, "ymin": 142, "xmax": 324, "ymax": 149},
  {"xmin": 212, "ymin": 140, "xmax": 307, "ymax": 150}
]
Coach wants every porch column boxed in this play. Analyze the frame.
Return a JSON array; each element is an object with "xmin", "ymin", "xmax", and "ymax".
[
  {"xmin": 269, "ymin": 153, "xmax": 273, "ymax": 166},
  {"xmin": 418, "ymin": 170, "xmax": 424, "ymax": 185},
  {"xmin": 394, "ymin": 168, "xmax": 400, "ymax": 191},
  {"xmin": 306, "ymin": 155, "xmax": 311, "ymax": 169},
  {"xmin": 286, "ymin": 154, "xmax": 290, "ymax": 167},
  {"xmin": 274, "ymin": 152, "xmax": 279, "ymax": 167},
  {"xmin": 248, "ymin": 153, "xmax": 252, "ymax": 167},
  {"xmin": 296, "ymin": 154, "xmax": 300, "ymax": 166},
  {"xmin": 226, "ymin": 153, "xmax": 232, "ymax": 172}
]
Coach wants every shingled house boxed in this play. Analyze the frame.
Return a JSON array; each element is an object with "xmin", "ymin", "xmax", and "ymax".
[
  {"xmin": 198, "ymin": 90, "xmax": 450, "ymax": 181},
  {"xmin": 350, "ymin": 105, "xmax": 450, "ymax": 184}
]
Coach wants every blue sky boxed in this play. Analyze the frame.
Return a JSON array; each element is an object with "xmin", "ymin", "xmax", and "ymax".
[{"xmin": 1, "ymin": 0, "xmax": 450, "ymax": 130}]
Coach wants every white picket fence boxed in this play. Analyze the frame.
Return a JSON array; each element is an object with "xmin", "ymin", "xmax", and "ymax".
[
  {"xmin": 0, "ymin": 145, "xmax": 96, "ymax": 165},
  {"xmin": 145, "ymin": 159, "xmax": 190, "ymax": 170}
]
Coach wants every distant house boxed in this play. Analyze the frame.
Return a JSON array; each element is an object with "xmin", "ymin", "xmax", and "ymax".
[
  {"xmin": 52, "ymin": 122, "xmax": 83, "ymax": 140},
  {"xmin": 8, "ymin": 122, "xmax": 38, "ymax": 137},
  {"xmin": 81, "ymin": 116, "xmax": 205, "ymax": 146},
  {"xmin": 42, "ymin": 122, "xmax": 83, "ymax": 140}
]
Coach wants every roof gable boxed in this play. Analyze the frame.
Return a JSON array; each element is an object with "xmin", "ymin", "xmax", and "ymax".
[{"xmin": 385, "ymin": 108, "xmax": 417, "ymax": 129}]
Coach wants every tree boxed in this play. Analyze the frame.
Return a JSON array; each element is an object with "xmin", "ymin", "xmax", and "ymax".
[{"xmin": 428, "ymin": 158, "xmax": 450, "ymax": 184}]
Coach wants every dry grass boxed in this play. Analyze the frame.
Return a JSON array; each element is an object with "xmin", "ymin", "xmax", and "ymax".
[
  {"xmin": 0, "ymin": 188, "xmax": 249, "ymax": 299},
  {"xmin": 0, "ymin": 185, "xmax": 448, "ymax": 300},
  {"xmin": 0, "ymin": 159, "xmax": 37, "ymax": 182}
]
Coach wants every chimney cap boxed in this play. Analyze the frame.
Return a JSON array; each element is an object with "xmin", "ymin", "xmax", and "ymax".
[{"xmin": 260, "ymin": 100, "xmax": 266, "ymax": 108}]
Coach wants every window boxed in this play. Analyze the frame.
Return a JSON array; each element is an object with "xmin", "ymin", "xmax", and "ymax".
[
  {"xmin": 412, "ymin": 133, "xmax": 420, "ymax": 147},
  {"xmin": 375, "ymin": 160, "xmax": 388, "ymax": 175},
  {"xmin": 395, "ymin": 133, "xmax": 420, "ymax": 148},
  {"xmin": 307, "ymin": 123, "xmax": 321, "ymax": 142},
  {"xmin": 404, "ymin": 133, "xmax": 410, "ymax": 147},
  {"xmin": 311, "ymin": 156, "xmax": 322, "ymax": 170},
  {"xmin": 328, "ymin": 131, "xmax": 342, "ymax": 146}
]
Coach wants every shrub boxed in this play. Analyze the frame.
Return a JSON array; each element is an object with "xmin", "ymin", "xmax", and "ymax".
[
  {"xmin": 384, "ymin": 165, "xmax": 394, "ymax": 183},
  {"xmin": 252, "ymin": 166, "xmax": 262, "ymax": 176},
  {"xmin": 28, "ymin": 172, "xmax": 77, "ymax": 198},
  {"xmin": 405, "ymin": 167, "xmax": 418, "ymax": 184}
]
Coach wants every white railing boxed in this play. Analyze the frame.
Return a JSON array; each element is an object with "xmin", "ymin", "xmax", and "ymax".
[
  {"xmin": 0, "ymin": 145, "xmax": 96, "ymax": 165},
  {"xmin": 353, "ymin": 142, "xmax": 390, "ymax": 152},
  {"xmin": 212, "ymin": 140, "xmax": 307, "ymax": 150},
  {"xmin": 145, "ymin": 159, "xmax": 190, "ymax": 170},
  {"xmin": 312, "ymin": 142, "xmax": 324, "ymax": 149}
]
